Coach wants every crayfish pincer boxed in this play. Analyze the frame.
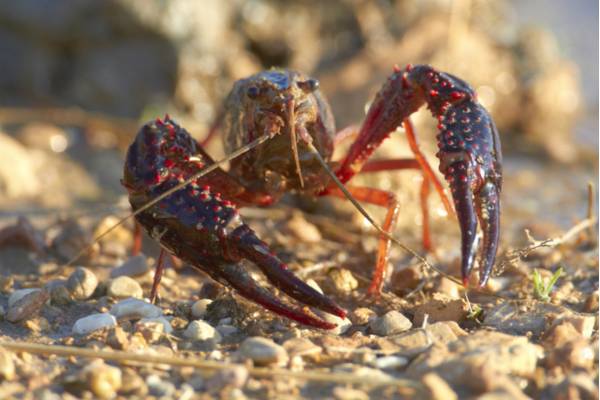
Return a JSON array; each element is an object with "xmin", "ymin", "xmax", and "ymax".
[{"xmin": 123, "ymin": 116, "xmax": 346, "ymax": 329}]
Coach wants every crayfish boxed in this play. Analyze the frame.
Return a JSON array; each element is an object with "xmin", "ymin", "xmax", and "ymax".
[{"xmin": 122, "ymin": 65, "xmax": 502, "ymax": 329}]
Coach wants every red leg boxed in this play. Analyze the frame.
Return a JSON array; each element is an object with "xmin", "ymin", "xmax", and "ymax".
[
  {"xmin": 150, "ymin": 249, "xmax": 167, "ymax": 303},
  {"xmin": 132, "ymin": 222, "xmax": 142, "ymax": 256},
  {"xmin": 325, "ymin": 185, "xmax": 399, "ymax": 295},
  {"xmin": 403, "ymin": 118, "xmax": 454, "ymax": 216}
]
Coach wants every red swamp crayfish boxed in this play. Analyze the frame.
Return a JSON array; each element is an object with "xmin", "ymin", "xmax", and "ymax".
[{"xmin": 122, "ymin": 64, "xmax": 503, "ymax": 329}]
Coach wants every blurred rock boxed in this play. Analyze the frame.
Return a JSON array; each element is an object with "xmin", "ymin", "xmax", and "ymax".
[
  {"xmin": 6, "ymin": 288, "xmax": 49, "ymax": 322},
  {"xmin": 110, "ymin": 298, "xmax": 162, "ymax": 319},
  {"xmin": 111, "ymin": 254, "xmax": 150, "ymax": 278},
  {"xmin": 72, "ymin": 313, "xmax": 117, "ymax": 335},
  {"xmin": 184, "ymin": 320, "xmax": 222, "ymax": 344},
  {"xmin": 191, "ymin": 299, "xmax": 213, "ymax": 319},
  {"xmin": 369, "ymin": 311, "xmax": 412, "ymax": 336},
  {"xmin": 239, "ymin": 337, "xmax": 289, "ymax": 366},
  {"xmin": 0, "ymin": 133, "xmax": 41, "ymax": 199},
  {"xmin": 412, "ymin": 294, "xmax": 468, "ymax": 326},
  {"xmin": 66, "ymin": 267, "xmax": 98, "ymax": 300},
  {"xmin": 107, "ymin": 276, "xmax": 143, "ymax": 299}
]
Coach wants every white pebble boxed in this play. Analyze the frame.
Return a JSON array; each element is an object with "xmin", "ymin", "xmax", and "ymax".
[
  {"xmin": 67, "ymin": 267, "xmax": 98, "ymax": 300},
  {"xmin": 139, "ymin": 317, "xmax": 173, "ymax": 334},
  {"xmin": 184, "ymin": 320, "xmax": 222, "ymax": 343},
  {"xmin": 191, "ymin": 299, "xmax": 212, "ymax": 319},
  {"xmin": 110, "ymin": 298, "xmax": 162, "ymax": 319},
  {"xmin": 239, "ymin": 337, "xmax": 289, "ymax": 366},
  {"xmin": 73, "ymin": 313, "xmax": 117, "ymax": 335},
  {"xmin": 369, "ymin": 311, "xmax": 412, "ymax": 336},
  {"xmin": 107, "ymin": 276, "xmax": 143, "ymax": 299}
]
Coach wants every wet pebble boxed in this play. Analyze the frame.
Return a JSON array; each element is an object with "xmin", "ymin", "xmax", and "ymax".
[
  {"xmin": 66, "ymin": 267, "xmax": 98, "ymax": 300},
  {"xmin": 369, "ymin": 311, "xmax": 412, "ymax": 336},
  {"xmin": 72, "ymin": 313, "xmax": 117, "ymax": 335},
  {"xmin": 239, "ymin": 337, "xmax": 289, "ymax": 366},
  {"xmin": 107, "ymin": 276, "xmax": 143, "ymax": 299},
  {"xmin": 84, "ymin": 360, "xmax": 122, "ymax": 399},
  {"xmin": 184, "ymin": 320, "xmax": 222, "ymax": 344},
  {"xmin": 110, "ymin": 298, "xmax": 162, "ymax": 319},
  {"xmin": 191, "ymin": 299, "xmax": 212, "ymax": 319},
  {"xmin": 110, "ymin": 254, "xmax": 150, "ymax": 278},
  {"xmin": 6, "ymin": 288, "xmax": 49, "ymax": 322},
  {"xmin": 146, "ymin": 374, "xmax": 176, "ymax": 397}
]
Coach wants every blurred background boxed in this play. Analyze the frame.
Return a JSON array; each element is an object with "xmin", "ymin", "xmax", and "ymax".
[{"xmin": 0, "ymin": 0, "xmax": 597, "ymax": 239}]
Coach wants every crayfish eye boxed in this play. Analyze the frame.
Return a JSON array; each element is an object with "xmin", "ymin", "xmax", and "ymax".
[
  {"xmin": 298, "ymin": 79, "xmax": 319, "ymax": 93},
  {"xmin": 246, "ymin": 86, "xmax": 261, "ymax": 99}
]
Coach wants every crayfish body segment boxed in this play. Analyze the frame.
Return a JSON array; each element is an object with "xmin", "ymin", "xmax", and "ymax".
[{"xmin": 123, "ymin": 117, "xmax": 346, "ymax": 329}]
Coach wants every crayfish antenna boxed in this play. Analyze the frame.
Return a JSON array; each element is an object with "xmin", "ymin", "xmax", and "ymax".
[
  {"xmin": 286, "ymin": 97, "xmax": 305, "ymax": 188},
  {"xmin": 305, "ymin": 142, "xmax": 438, "ymax": 280}
]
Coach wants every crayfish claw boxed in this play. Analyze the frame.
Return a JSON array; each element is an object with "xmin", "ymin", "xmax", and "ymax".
[
  {"xmin": 232, "ymin": 225, "xmax": 347, "ymax": 320},
  {"xmin": 445, "ymin": 160, "xmax": 479, "ymax": 285},
  {"xmin": 219, "ymin": 262, "xmax": 339, "ymax": 330},
  {"xmin": 475, "ymin": 181, "xmax": 500, "ymax": 286}
]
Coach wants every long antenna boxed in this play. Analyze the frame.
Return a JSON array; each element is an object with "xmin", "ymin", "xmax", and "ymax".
[{"xmin": 63, "ymin": 134, "xmax": 272, "ymax": 268}]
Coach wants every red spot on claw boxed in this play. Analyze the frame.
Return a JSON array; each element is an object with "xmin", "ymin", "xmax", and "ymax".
[
  {"xmin": 164, "ymin": 159, "xmax": 175, "ymax": 168},
  {"xmin": 451, "ymin": 91, "xmax": 464, "ymax": 100},
  {"xmin": 430, "ymin": 90, "xmax": 439, "ymax": 97},
  {"xmin": 405, "ymin": 63, "xmax": 413, "ymax": 71},
  {"xmin": 393, "ymin": 64, "xmax": 401, "ymax": 73}
]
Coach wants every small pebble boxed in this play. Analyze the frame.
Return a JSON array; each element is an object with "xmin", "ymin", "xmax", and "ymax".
[
  {"xmin": 191, "ymin": 299, "xmax": 213, "ymax": 319},
  {"xmin": 146, "ymin": 374, "xmax": 176, "ymax": 397},
  {"xmin": 66, "ymin": 267, "xmax": 98, "ymax": 300},
  {"xmin": 239, "ymin": 337, "xmax": 289, "ymax": 366},
  {"xmin": 72, "ymin": 313, "xmax": 117, "ymax": 335},
  {"xmin": 369, "ymin": 310, "xmax": 412, "ymax": 336},
  {"xmin": 6, "ymin": 288, "xmax": 49, "ymax": 323},
  {"xmin": 206, "ymin": 366, "xmax": 248, "ymax": 390},
  {"xmin": 319, "ymin": 312, "xmax": 352, "ymax": 335},
  {"xmin": 328, "ymin": 268, "xmax": 358, "ymax": 293},
  {"xmin": 110, "ymin": 254, "xmax": 150, "ymax": 278},
  {"xmin": 136, "ymin": 319, "xmax": 165, "ymax": 343},
  {"xmin": 139, "ymin": 317, "xmax": 173, "ymax": 334},
  {"xmin": 350, "ymin": 307, "xmax": 376, "ymax": 325},
  {"xmin": 110, "ymin": 298, "xmax": 162, "ymax": 319},
  {"xmin": 84, "ymin": 360, "xmax": 122, "ymax": 399},
  {"xmin": 371, "ymin": 355, "xmax": 408, "ymax": 369},
  {"xmin": 107, "ymin": 276, "xmax": 143, "ymax": 299},
  {"xmin": 0, "ymin": 347, "xmax": 15, "ymax": 380},
  {"xmin": 184, "ymin": 320, "xmax": 222, "ymax": 343},
  {"xmin": 283, "ymin": 337, "xmax": 322, "ymax": 359},
  {"xmin": 217, "ymin": 324, "xmax": 239, "ymax": 337},
  {"xmin": 50, "ymin": 285, "xmax": 72, "ymax": 305},
  {"xmin": 8, "ymin": 288, "xmax": 40, "ymax": 308}
]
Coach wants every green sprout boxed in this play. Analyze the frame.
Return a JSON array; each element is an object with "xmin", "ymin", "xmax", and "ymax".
[{"xmin": 533, "ymin": 267, "xmax": 563, "ymax": 302}]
